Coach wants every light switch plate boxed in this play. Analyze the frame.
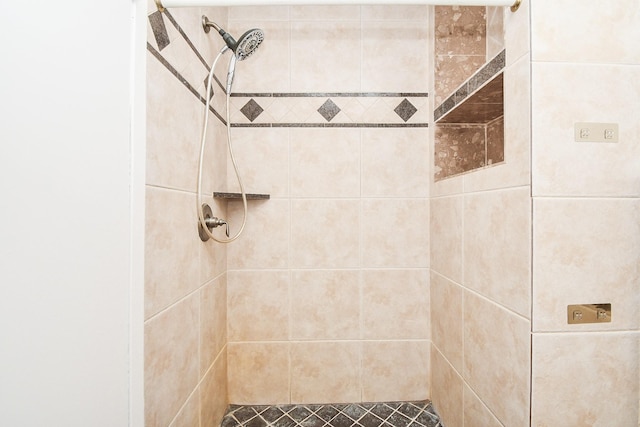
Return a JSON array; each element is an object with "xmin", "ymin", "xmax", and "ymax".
[
  {"xmin": 567, "ymin": 303, "xmax": 612, "ymax": 324},
  {"xmin": 574, "ymin": 122, "xmax": 618, "ymax": 142}
]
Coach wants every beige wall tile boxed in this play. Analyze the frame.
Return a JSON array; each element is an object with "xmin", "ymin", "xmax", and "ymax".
[
  {"xmin": 225, "ymin": 128, "xmax": 289, "ymax": 198},
  {"xmin": 362, "ymin": 269, "xmax": 429, "ymax": 340},
  {"xmin": 229, "ymin": 6, "xmax": 289, "ymax": 21},
  {"xmin": 226, "ymin": 20, "xmax": 291, "ymax": 93},
  {"xmin": 228, "ymin": 342, "xmax": 290, "ymax": 404},
  {"xmin": 147, "ymin": 53, "xmax": 202, "ymax": 192},
  {"xmin": 145, "ymin": 295, "xmax": 199, "ymax": 427},
  {"xmin": 362, "ymin": 199, "xmax": 430, "ymax": 268},
  {"xmin": 361, "ymin": 20, "xmax": 430, "ymax": 92},
  {"xmin": 290, "ymin": 270, "xmax": 360, "ymax": 340},
  {"xmin": 532, "ymin": 332, "xmax": 640, "ymax": 426},
  {"xmin": 361, "ymin": 128, "xmax": 430, "ymax": 198},
  {"xmin": 531, "ymin": 0, "xmax": 640, "ymax": 64},
  {"xmin": 361, "ymin": 5, "xmax": 429, "ymax": 21},
  {"xmin": 485, "ymin": 7, "xmax": 504, "ymax": 60},
  {"xmin": 290, "ymin": 128, "xmax": 360, "ymax": 198},
  {"xmin": 430, "ymin": 272, "xmax": 463, "ymax": 371},
  {"xmin": 290, "ymin": 199, "xmax": 360, "ymax": 269},
  {"xmin": 200, "ymin": 351, "xmax": 228, "ymax": 427},
  {"xmin": 463, "ymin": 291, "xmax": 530, "ymax": 427},
  {"xmin": 430, "ymin": 346, "xmax": 463, "ymax": 427},
  {"xmin": 169, "ymin": 388, "xmax": 199, "ymax": 427},
  {"xmin": 463, "ymin": 187, "xmax": 531, "ymax": 318},
  {"xmin": 463, "ymin": 384, "xmax": 502, "ymax": 427},
  {"xmin": 145, "ymin": 187, "xmax": 200, "ymax": 319},
  {"xmin": 228, "ymin": 270, "xmax": 289, "ymax": 341},
  {"xmin": 430, "ymin": 196, "xmax": 463, "ymax": 283},
  {"xmin": 200, "ymin": 276, "xmax": 227, "ymax": 375},
  {"xmin": 503, "ymin": 0, "xmax": 529, "ymax": 66},
  {"xmin": 290, "ymin": 5, "xmax": 360, "ymax": 20},
  {"xmin": 532, "ymin": 62, "xmax": 640, "ymax": 197},
  {"xmin": 227, "ymin": 199, "xmax": 290, "ymax": 270},
  {"xmin": 291, "ymin": 342, "xmax": 360, "ymax": 404},
  {"xmin": 533, "ymin": 198, "xmax": 640, "ymax": 332},
  {"xmin": 290, "ymin": 21, "xmax": 361, "ymax": 92},
  {"xmin": 431, "ymin": 173, "xmax": 464, "ymax": 198},
  {"xmin": 362, "ymin": 341, "xmax": 430, "ymax": 402}
]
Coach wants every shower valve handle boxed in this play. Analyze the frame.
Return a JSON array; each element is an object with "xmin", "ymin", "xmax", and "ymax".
[{"xmin": 205, "ymin": 217, "xmax": 230, "ymax": 238}]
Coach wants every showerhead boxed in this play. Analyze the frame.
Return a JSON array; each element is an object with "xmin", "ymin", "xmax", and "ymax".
[{"xmin": 202, "ymin": 16, "xmax": 264, "ymax": 61}]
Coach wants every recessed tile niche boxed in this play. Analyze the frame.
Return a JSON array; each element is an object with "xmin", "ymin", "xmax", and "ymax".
[{"xmin": 433, "ymin": 6, "xmax": 505, "ymax": 182}]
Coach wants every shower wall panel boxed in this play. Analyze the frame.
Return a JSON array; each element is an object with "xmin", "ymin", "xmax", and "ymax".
[
  {"xmin": 225, "ymin": 5, "xmax": 432, "ymax": 405},
  {"xmin": 145, "ymin": 5, "xmax": 230, "ymax": 427}
]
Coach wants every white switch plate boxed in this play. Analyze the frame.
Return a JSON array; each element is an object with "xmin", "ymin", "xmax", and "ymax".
[{"xmin": 574, "ymin": 122, "xmax": 619, "ymax": 143}]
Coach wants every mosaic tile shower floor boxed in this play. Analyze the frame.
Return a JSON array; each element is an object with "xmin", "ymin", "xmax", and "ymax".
[{"xmin": 220, "ymin": 401, "xmax": 442, "ymax": 427}]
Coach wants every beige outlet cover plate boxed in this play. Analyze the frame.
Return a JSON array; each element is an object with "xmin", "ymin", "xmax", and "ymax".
[{"xmin": 574, "ymin": 122, "xmax": 618, "ymax": 142}]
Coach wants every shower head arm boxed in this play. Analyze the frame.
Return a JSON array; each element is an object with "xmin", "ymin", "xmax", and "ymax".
[{"xmin": 202, "ymin": 16, "xmax": 238, "ymax": 51}]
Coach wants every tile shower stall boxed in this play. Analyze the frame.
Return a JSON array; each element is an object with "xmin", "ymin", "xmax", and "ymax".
[{"xmin": 144, "ymin": 2, "xmax": 640, "ymax": 427}]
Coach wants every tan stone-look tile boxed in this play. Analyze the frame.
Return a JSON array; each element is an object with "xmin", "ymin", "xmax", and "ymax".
[
  {"xmin": 290, "ymin": 20, "xmax": 361, "ymax": 92},
  {"xmin": 533, "ymin": 198, "xmax": 640, "ymax": 332},
  {"xmin": 361, "ymin": 20, "xmax": 430, "ymax": 92},
  {"xmin": 290, "ymin": 270, "xmax": 359, "ymax": 340},
  {"xmin": 227, "ymin": 270, "xmax": 289, "ymax": 342},
  {"xmin": 290, "ymin": 341, "xmax": 360, "ymax": 404},
  {"xmin": 361, "ymin": 5, "xmax": 429, "ymax": 21},
  {"xmin": 227, "ymin": 342, "xmax": 290, "ymax": 404},
  {"xmin": 532, "ymin": 62, "xmax": 640, "ymax": 197},
  {"xmin": 145, "ymin": 187, "xmax": 200, "ymax": 319},
  {"xmin": 145, "ymin": 294, "xmax": 199, "ymax": 427},
  {"xmin": 361, "ymin": 341, "xmax": 429, "ymax": 402},
  {"xmin": 290, "ymin": 5, "xmax": 360, "ymax": 20},
  {"xmin": 362, "ymin": 199, "xmax": 430, "ymax": 268},
  {"xmin": 434, "ymin": 55, "xmax": 485, "ymax": 102},
  {"xmin": 228, "ymin": 5, "xmax": 289, "ymax": 21},
  {"xmin": 531, "ymin": 332, "xmax": 639, "ymax": 426},
  {"xmin": 227, "ymin": 199, "xmax": 290, "ymax": 270},
  {"xmin": 290, "ymin": 199, "xmax": 360, "ymax": 269},
  {"xmin": 169, "ymin": 389, "xmax": 199, "ymax": 427},
  {"xmin": 200, "ymin": 351, "xmax": 228, "ymax": 427},
  {"xmin": 147, "ymin": 50, "xmax": 203, "ymax": 192},
  {"xmin": 463, "ymin": 54, "xmax": 531, "ymax": 192},
  {"xmin": 463, "ymin": 187, "xmax": 531, "ymax": 318},
  {"xmin": 463, "ymin": 384, "xmax": 502, "ymax": 427},
  {"xmin": 531, "ymin": 0, "xmax": 640, "ymax": 64},
  {"xmin": 361, "ymin": 128, "xmax": 430, "ymax": 198},
  {"xmin": 434, "ymin": 124, "xmax": 486, "ymax": 181},
  {"xmin": 430, "ymin": 272, "xmax": 463, "ymax": 371},
  {"xmin": 485, "ymin": 7, "xmax": 504, "ymax": 61},
  {"xmin": 290, "ymin": 128, "xmax": 360, "ymax": 198},
  {"xmin": 200, "ymin": 275, "xmax": 226, "ymax": 375},
  {"xmin": 430, "ymin": 196, "xmax": 463, "ymax": 283},
  {"xmin": 362, "ymin": 270, "xmax": 429, "ymax": 340},
  {"xmin": 463, "ymin": 291, "xmax": 531, "ymax": 427},
  {"xmin": 225, "ymin": 128, "xmax": 289, "ymax": 198},
  {"xmin": 226, "ymin": 19, "xmax": 291, "ymax": 93},
  {"xmin": 430, "ymin": 346, "xmax": 463, "ymax": 427}
]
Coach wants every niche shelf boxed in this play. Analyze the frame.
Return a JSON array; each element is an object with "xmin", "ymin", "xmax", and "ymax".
[
  {"xmin": 434, "ymin": 50, "xmax": 505, "ymax": 181},
  {"xmin": 213, "ymin": 192, "xmax": 270, "ymax": 200}
]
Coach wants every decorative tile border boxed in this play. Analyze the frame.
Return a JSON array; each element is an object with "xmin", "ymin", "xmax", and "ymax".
[
  {"xmin": 148, "ymin": 10, "xmax": 429, "ymax": 129},
  {"xmin": 229, "ymin": 93, "xmax": 429, "ymax": 128}
]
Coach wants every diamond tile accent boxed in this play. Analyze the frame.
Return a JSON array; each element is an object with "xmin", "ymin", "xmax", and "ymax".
[
  {"xmin": 220, "ymin": 401, "xmax": 440, "ymax": 427},
  {"xmin": 148, "ymin": 11, "xmax": 170, "ymax": 51},
  {"xmin": 240, "ymin": 99, "xmax": 264, "ymax": 122},
  {"xmin": 318, "ymin": 98, "xmax": 341, "ymax": 122},
  {"xmin": 394, "ymin": 98, "xmax": 418, "ymax": 122}
]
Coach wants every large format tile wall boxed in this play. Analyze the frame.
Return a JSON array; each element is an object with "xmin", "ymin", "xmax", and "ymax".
[
  {"xmin": 430, "ymin": 5, "xmax": 532, "ymax": 427},
  {"xmin": 145, "ymin": 3, "xmax": 230, "ymax": 426},
  {"xmin": 223, "ymin": 5, "xmax": 431, "ymax": 405},
  {"xmin": 530, "ymin": 0, "xmax": 640, "ymax": 425}
]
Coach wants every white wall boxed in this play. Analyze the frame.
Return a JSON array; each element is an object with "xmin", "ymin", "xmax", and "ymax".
[{"xmin": 0, "ymin": 1, "xmax": 144, "ymax": 426}]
